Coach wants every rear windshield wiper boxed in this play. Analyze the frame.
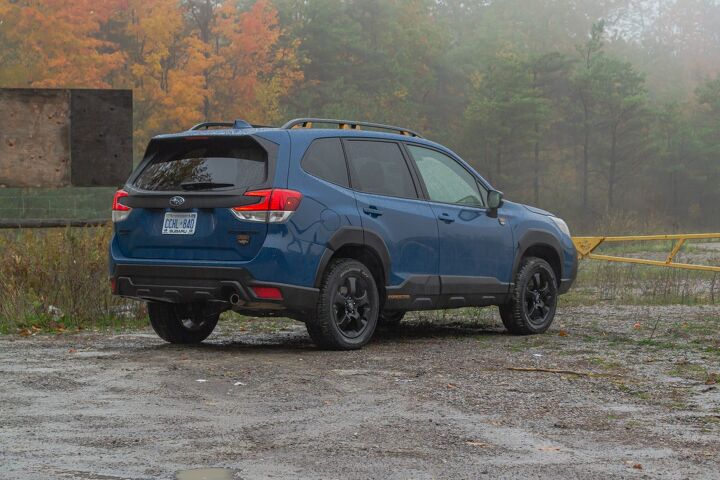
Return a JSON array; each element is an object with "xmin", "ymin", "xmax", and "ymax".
[{"xmin": 180, "ymin": 182, "xmax": 235, "ymax": 191}]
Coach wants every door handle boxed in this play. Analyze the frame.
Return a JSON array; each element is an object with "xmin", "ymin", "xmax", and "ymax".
[
  {"xmin": 363, "ymin": 206, "xmax": 383, "ymax": 217},
  {"xmin": 439, "ymin": 212, "xmax": 455, "ymax": 223}
]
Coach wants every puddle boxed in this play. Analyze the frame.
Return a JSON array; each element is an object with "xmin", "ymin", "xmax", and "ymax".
[{"xmin": 176, "ymin": 468, "xmax": 237, "ymax": 480}]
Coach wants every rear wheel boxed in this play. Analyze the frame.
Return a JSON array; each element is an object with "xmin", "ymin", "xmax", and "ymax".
[
  {"xmin": 499, "ymin": 257, "xmax": 558, "ymax": 335},
  {"xmin": 148, "ymin": 302, "xmax": 219, "ymax": 344},
  {"xmin": 306, "ymin": 259, "xmax": 379, "ymax": 350}
]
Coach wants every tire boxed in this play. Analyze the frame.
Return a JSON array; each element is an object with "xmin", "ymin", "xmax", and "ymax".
[
  {"xmin": 147, "ymin": 302, "xmax": 219, "ymax": 344},
  {"xmin": 306, "ymin": 258, "xmax": 380, "ymax": 350},
  {"xmin": 499, "ymin": 257, "xmax": 558, "ymax": 335},
  {"xmin": 378, "ymin": 310, "xmax": 405, "ymax": 328}
]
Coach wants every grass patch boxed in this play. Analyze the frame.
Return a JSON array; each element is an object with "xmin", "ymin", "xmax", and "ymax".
[
  {"xmin": 590, "ymin": 356, "xmax": 624, "ymax": 370},
  {"xmin": 2, "ymin": 227, "xmax": 720, "ymax": 335},
  {"xmin": 571, "ymin": 259, "xmax": 720, "ymax": 306},
  {"xmin": 0, "ymin": 226, "xmax": 145, "ymax": 334},
  {"xmin": 668, "ymin": 361, "xmax": 718, "ymax": 383}
]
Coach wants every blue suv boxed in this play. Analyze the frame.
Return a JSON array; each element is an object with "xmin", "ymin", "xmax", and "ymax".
[{"xmin": 110, "ymin": 118, "xmax": 577, "ymax": 350}]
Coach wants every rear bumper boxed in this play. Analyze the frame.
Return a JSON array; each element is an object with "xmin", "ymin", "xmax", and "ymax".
[{"xmin": 111, "ymin": 264, "xmax": 318, "ymax": 311}]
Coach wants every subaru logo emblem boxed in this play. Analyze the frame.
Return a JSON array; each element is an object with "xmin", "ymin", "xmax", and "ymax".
[{"xmin": 169, "ymin": 196, "xmax": 185, "ymax": 207}]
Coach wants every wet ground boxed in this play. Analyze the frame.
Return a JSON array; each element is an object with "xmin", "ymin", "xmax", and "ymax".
[{"xmin": 2, "ymin": 304, "xmax": 719, "ymax": 479}]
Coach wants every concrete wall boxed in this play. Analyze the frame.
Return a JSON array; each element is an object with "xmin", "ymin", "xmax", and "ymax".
[{"xmin": 0, "ymin": 88, "xmax": 132, "ymax": 188}]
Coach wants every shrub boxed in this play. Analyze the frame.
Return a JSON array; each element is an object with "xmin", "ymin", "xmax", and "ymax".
[{"xmin": 0, "ymin": 226, "xmax": 145, "ymax": 333}]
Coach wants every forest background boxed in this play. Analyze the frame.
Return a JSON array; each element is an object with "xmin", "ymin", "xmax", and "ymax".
[{"xmin": 2, "ymin": 0, "xmax": 720, "ymax": 232}]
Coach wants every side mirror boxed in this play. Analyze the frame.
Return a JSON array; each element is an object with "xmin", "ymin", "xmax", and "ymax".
[
  {"xmin": 487, "ymin": 190, "xmax": 503, "ymax": 218},
  {"xmin": 487, "ymin": 190, "xmax": 503, "ymax": 212}
]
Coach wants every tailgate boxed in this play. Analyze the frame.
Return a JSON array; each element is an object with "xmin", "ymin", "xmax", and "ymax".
[{"xmin": 115, "ymin": 135, "xmax": 273, "ymax": 261}]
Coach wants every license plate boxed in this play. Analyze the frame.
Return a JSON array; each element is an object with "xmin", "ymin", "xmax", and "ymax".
[{"xmin": 162, "ymin": 212, "xmax": 197, "ymax": 235}]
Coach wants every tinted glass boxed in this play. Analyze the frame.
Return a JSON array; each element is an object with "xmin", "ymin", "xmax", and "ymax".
[
  {"xmin": 407, "ymin": 145, "xmax": 485, "ymax": 207},
  {"xmin": 301, "ymin": 138, "xmax": 349, "ymax": 187},
  {"xmin": 134, "ymin": 137, "xmax": 267, "ymax": 191},
  {"xmin": 345, "ymin": 140, "xmax": 417, "ymax": 198}
]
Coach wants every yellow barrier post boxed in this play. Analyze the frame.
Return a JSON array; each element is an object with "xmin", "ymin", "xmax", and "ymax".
[{"xmin": 571, "ymin": 233, "xmax": 720, "ymax": 272}]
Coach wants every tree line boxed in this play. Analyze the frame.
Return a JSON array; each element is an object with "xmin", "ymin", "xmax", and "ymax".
[{"xmin": 1, "ymin": 0, "xmax": 719, "ymax": 231}]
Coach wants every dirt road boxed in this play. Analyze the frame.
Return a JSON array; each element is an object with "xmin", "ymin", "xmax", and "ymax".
[{"xmin": 2, "ymin": 305, "xmax": 719, "ymax": 479}]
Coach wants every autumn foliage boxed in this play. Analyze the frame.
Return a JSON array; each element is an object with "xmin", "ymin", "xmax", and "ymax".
[
  {"xmin": 0, "ymin": 0, "xmax": 302, "ymax": 152},
  {"xmin": 1, "ymin": 0, "xmax": 720, "ymax": 230}
]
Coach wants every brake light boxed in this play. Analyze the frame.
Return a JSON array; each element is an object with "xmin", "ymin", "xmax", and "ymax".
[
  {"xmin": 112, "ymin": 189, "xmax": 132, "ymax": 223},
  {"xmin": 231, "ymin": 189, "xmax": 302, "ymax": 223}
]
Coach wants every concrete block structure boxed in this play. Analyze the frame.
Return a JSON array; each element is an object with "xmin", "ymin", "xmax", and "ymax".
[{"xmin": 0, "ymin": 88, "xmax": 132, "ymax": 188}]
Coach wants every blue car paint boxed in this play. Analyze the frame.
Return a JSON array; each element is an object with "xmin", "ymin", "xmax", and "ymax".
[{"xmin": 110, "ymin": 126, "xmax": 577, "ymax": 305}]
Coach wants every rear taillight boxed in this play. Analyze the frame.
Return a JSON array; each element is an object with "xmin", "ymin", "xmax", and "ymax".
[
  {"xmin": 231, "ymin": 189, "xmax": 302, "ymax": 223},
  {"xmin": 112, "ymin": 189, "xmax": 132, "ymax": 223}
]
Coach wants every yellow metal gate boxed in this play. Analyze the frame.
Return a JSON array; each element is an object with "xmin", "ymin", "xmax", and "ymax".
[{"xmin": 572, "ymin": 233, "xmax": 720, "ymax": 272}]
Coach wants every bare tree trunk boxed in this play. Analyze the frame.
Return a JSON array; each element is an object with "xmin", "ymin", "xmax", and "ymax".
[
  {"xmin": 533, "ymin": 121, "xmax": 540, "ymax": 206},
  {"xmin": 189, "ymin": 0, "xmax": 214, "ymax": 120},
  {"xmin": 608, "ymin": 125, "xmax": 618, "ymax": 212},
  {"xmin": 582, "ymin": 123, "xmax": 590, "ymax": 209},
  {"xmin": 483, "ymin": 142, "xmax": 490, "ymax": 174}
]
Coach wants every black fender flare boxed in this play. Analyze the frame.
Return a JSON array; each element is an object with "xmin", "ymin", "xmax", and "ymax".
[
  {"xmin": 313, "ymin": 226, "xmax": 391, "ymax": 288},
  {"xmin": 512, "ymin": 228, "xmax": 564, "ymax": 280}
]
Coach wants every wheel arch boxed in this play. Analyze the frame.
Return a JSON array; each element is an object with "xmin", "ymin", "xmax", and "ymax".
[
  {"xmin": 514, "ymin": 229, "xmax": 563, "ymax": 284},
  {"xmin": 313, "ymin": 227, "xmax": 390, "ymax": 294}
]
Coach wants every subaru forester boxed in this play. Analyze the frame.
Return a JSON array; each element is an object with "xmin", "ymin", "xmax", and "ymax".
[{"xmin": 109, "ymin": 118, "xmax": 577, "ymax": 350}]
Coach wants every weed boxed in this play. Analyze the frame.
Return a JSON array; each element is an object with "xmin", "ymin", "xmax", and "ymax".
[
  {"xmin": 590, "ymin": 356, "xmax": 624, "ymax": 370},
  {"xmin": 2, "ymin": 226, "xmax": 720, "ymax": 334},
  {"xmin": 0, "ymin": 227, "xmax": 144, "ymax": 333}
]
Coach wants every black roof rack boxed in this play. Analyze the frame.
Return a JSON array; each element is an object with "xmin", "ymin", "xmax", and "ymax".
[
  {"xmin": 280, "ymin": 118, "xmax": 423, "ymax": 138},
  {"xmin": 189, "ymin": 119, "xmax": 269, "ymax": 130}
]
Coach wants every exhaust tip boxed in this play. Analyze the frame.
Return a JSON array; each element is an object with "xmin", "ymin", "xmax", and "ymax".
[{"xmin": 229, "ymin": 293, "xmax": 241, "ymax": 305}]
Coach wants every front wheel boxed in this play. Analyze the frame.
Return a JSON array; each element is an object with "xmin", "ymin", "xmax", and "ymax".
[
  {"xmin": 499, "ymin": 257, "xmax": 558, "ymax": 335},
  {"xmin": 148, "ymin": 302, "xmax": 219, "ymax": 344},
  {"xmin": 306, "ymin": 259, "xmax": 380, "ymax": 350}
]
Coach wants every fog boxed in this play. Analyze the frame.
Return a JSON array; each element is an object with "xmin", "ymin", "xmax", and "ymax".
[{"xmin": 1, "ymin": 0, "xmax": 719, "ymax": 231}]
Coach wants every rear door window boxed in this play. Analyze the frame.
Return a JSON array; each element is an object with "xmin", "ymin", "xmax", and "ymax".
[
  {"xmin": 301, "ymin": 138, "xmax": 349, "ymax": 187},
  {"xmin": 134, "ymin": 136, "xmax": 267, "ymax": 191},
  {"xmin": 344, "ymin": 140, "xmax": 417, "ymax": 199}
]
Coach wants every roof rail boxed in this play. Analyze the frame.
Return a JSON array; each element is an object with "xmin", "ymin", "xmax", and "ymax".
[
  {"xmin": 280, "ymin": 118, "xmax": 423, "ymax": 138},
  {"xmin": 189, "ymin": 119, "xmax": 261, "ymax": 130}
]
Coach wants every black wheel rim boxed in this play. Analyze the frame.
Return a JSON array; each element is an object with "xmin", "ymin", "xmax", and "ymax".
[
  {"xmin": 523, "ymin": 269, "xmax": 555, "ymax": 326},
  {"xmin": 181, "ymin": 318, "xmax": 207, "ymax": 331},
  {"xmin": 177, "ymin": 306, "xmax": 208, "ymax": 331},
  {"xmin": 333, "ymin": 274, "xmax": 372, "ymax": 339}
]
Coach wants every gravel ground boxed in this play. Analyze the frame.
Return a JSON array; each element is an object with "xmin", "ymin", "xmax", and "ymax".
[{"xmin": 1, "ymin": 304, "xmax": 719, "ymax": 479}]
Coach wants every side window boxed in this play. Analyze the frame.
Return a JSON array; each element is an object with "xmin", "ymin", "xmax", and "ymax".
[
  {"xmin": 406, "ymin": 145, "xmax": 486, "ymax": 208},
  {"xmin": 344, "ymin": 140, "xmax": 417, "ymax": 199},
  {"xmin": 301, "ymin": 138, "xmax": 349, "ymax": 187}
]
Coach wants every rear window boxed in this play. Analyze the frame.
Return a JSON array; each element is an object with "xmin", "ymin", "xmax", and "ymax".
[
  {"xmin": 134, "ymin": 136, "xmax": 267, "ymax": 191},
  {"xmin": 301, "ymin": 138, "xmax": 349, "ymax": 187}
]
